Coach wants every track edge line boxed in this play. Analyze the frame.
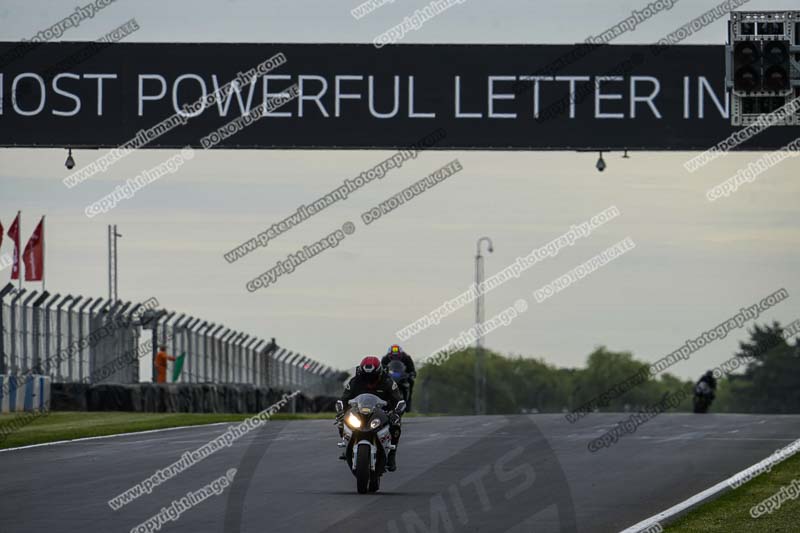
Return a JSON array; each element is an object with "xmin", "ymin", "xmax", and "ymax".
[
  {"xmin": 0, "ymin": 421, "xmax": 232, "ymax": 453},
  {"xmin": 619, "ymin": 435, "xmax": 800, "ymax": 532}
]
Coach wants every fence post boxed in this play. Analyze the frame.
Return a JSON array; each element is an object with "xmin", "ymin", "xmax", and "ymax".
[
  {"xmin": 160, "ymin": 311, "xmax": 176, "ymax": 348},
  {"xmin": 123, "ymin": 302, "xmax": 144, "ymax": 384},
  {"xmin": 251, "ymin": 340, "xmax": 265, "ymax": 386},
  {"xmin": 0, "ymin": 283, "xmax": 15, "ymax": 375},
  {"xmin": 270, "ymin": 349, "xmax": 281, "ymax": 388},
  {"xmin": 246, "ymin": 338, "xmax": 259, "ymax": 385},
  {"xmin": 210, "ymin": 325, "xmax": 224, "ymax": 382},
  {"xmin": 280, "ymin": 350, "xmax": 292, "ymax": 389},
  {"xmin": 54, "ymin": 294, "xmax": 72, "ymax": 381},
  {"xmin": 290, "ymin": 353, "xmax": 299, "ymax": 390},
  {"xmin": 76, "ymin": 298, "xmax": 93, "ymax": 381},
  {"xmin": 216, "ymin": 329, "xmax": 230, "ymax": 383},
  {"xmin": 236, "ymin": 333, "xmax": 247, "ymax": 384},
  {"xmin": 42, "ymin": 293, "xmax": 61, "ymax": 378},
  {"xmin": 226, "ymin": 330, "xmax": 240, "ymax": 383},
  {"xmin": 21, "ymin": 291, "xmax": 39, "ymax": 374},
  {"xmin": 138, "ymin": 307, "xmax": 166, "ymax": 384},
  {"xmin": 300, "ymin": 356, "xmax": 311, "ymax": 392},
  {"xmin": 172, "ymin": 314, "xmax": 189, "ymax": 382},
  {"xmin": 31, "ymin": 292, "xmax": 49, "ymax": 375},
  {"xmin": 281, "ymin": 351, "xmax": 293, "ymax": 389},
  {"xmin": 184, "ymin": 317, "xmax": 201, "ymax": 383},
  {"xmin": 238, "ymin": 335, "xmax": 250, "ymax": 384},
  {"xmin": 66, "ymin": 296, "xmax": 85, "ymax": 381},
  {"xmin": 200, "ymin": 322, "xmax": 213, "ymax": 382},
  {"xmin": 224, "ymin": 331, "xmax": 236, "ymax": 383},
  {"xmin": 306, "ymin": 361, "xmax": 317, "ymax": 396},
  {"xmin": 9, "ymin": 289, "xmax": 28, "ymax": 375},
  {"xmin": 86, "ymin": 298, "xmax": 106, "ymax": 383},
  {"xmin": 312, "ymin": 362, "xmax": 323, "ymax": 397}
]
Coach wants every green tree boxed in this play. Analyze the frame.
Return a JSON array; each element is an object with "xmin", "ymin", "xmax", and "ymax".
[{"xmin": 724, "ymin": 322, "xmax": 800, "ymax": 413}]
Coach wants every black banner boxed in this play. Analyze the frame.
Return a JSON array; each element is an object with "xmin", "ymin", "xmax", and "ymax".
[{"xmin": 0, "ymin": 42, "xmax": 798, "ymax": 150}]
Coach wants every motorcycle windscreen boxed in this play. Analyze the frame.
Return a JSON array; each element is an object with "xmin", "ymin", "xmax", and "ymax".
[{"xmin": 350, "ymin": 393, "xmax": 387, "ymax": 413}]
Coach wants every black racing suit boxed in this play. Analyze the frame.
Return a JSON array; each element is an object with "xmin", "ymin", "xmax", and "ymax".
[
  {"xmin": 339, "ymin": 372, "xmax": 404, "ymax": 446},
  {"xmin": 697, "ymin": 374, "xmax": 717, "ymax": 399},
  {"xmin": 381, "ymin": 351, "xmax": 416, "ymax": 408}
]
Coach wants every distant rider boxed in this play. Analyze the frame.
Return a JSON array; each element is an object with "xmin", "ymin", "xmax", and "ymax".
[
  {"xmin": 381, "ymin": 344, "xmax": 416, "ymax": 409},
  {"xmin": 697, "ymin": 370, "xmax": 717, "ymax": 398},
  {"xmin": 337, "ymin": 356, "xmax": 404, "ymax": 471}
]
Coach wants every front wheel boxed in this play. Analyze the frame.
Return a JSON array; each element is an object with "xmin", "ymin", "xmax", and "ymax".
[
  {"xmin": 356, "ymin": 443, "xmax": 371, "ymax": 494},
  {"xmin": 368, "ymin": 472, "xmax": 381, "ymax": 492},
  {"xmin": 693, "ymin": 397, "xmax": 709, "ymax": 413}
]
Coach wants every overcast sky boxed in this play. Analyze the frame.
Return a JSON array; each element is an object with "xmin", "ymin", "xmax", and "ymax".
[{"xmin": 1, "ymin": 0, "xmax": 799, "ymax": 380}]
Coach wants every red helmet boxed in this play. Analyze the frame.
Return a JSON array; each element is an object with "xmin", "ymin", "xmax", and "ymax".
[{"xmin": 358, "ymin": 356, "xmax": 383, "ymax": 382}]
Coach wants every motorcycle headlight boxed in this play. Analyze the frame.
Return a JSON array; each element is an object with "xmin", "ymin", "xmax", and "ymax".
[
  {"xmin": 369, "ymin": 418, "xmax": 381, "ymax": 430},
  {"xmin": 345, "ymin": 412, "xmax": 362, "ymax": 429}
]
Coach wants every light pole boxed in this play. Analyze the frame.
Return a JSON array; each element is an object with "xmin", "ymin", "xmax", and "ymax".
[
  {"xmin": 474, "ymin": 236, "xmax": 493, "ymax": 415},
  {"xmin": 108, "ymin": 225, "xmax": 122, "ymax": 303}
]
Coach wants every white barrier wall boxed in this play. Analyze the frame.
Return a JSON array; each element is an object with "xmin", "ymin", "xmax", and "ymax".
[{"xmin": 0, "ymin": 375, "xmax": 51, "ymax": 413}]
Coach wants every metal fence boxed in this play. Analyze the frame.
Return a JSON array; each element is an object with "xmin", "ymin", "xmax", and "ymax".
[{"xmin": 0, "ymin": 283, "xmax": 343, "ymax": 397}]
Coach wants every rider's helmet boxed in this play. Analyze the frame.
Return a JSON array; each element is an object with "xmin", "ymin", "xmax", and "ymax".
[
  {"xmin": 704, "ymin": 370, "xmax": 714, "ymax": 379},
  {"xmin": 389, "ymin": 344, "xmax": 402, "ymax": 357},
  {"xmin": 357, "ymin": 356, "xmax": 383, "ymax": 383}
]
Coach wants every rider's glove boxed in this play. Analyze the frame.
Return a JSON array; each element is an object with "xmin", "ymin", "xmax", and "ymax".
[{"xmin": 388, "ymin": 411, "xmax": 401, "ymax": 425}]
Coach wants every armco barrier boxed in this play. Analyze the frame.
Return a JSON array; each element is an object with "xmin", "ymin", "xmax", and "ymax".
[
  {"xmin": 50, "ymin": 382, "xmax": 337, "ymax": 414},
  {"xmin": 0, "ymin": 375, "xmax": 50, "ymax": 413}
]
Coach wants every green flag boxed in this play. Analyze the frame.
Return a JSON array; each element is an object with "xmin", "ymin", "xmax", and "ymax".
[{"xmin": 172, "ymin": 352, "xmax": 186, "ymax": 382}]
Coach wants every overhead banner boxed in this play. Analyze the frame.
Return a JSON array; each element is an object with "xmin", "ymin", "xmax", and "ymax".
[{"xmin": 0, "ymin": 42, "xmax": 798, "ymax": 150}]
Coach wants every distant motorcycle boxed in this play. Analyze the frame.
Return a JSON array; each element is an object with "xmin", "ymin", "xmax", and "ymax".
[
  {"xmin": 386, "ymin": 359, "xmax": 413, "ymax": 411},
  {"xmin": 693, "ymin": 382, "xmax": 714, "ymax": 413},
  {"xmin": 336, "ymin": 394, "xmax": 406, "ymax": 493}
]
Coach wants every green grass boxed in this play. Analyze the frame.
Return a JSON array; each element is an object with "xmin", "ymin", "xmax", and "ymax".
[
  {"xmin": 0, "ymin": 410, "xmax": 434, "ymax": 449},
  {"xmin": 0, "ymin": 410, "xmax": 340, "ymax": 449},
  {"xmin": 667, "ymin": 451, "xmax": 800, "ymax": 532}
]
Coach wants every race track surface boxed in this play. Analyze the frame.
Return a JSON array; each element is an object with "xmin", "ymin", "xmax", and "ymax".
[{"xmin": 2, "ymin": 413, "xmax": 798, "ymax": 533}]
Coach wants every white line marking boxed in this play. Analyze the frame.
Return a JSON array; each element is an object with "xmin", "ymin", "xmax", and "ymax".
[
  {"xmin": 619, "ymin": 436, "xmax": 800, "ymax": 532},
  {"xmin": 0, "ymin": 422, "xmax": 232, "ymax": 453}
]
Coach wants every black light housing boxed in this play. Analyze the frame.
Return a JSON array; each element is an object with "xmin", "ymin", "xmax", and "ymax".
[
  {"xmin": 596, "ymin": 152, "xmax": 606, "ymax": 172},
  {"xmin": 65, "ymin": 148, "xmax": 75, "ymax": 170},
  {"xmin": 763, "ymin": 41, "xmax": 790, "ymax": 92},
  {"xmin": 734, "ymin": 41, "xmax": 761, "ymax": 92}
]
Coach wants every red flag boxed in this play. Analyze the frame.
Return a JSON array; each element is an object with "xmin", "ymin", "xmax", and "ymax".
[
  {"xmin": 23, "ymin": 217, "xmax": 44, "ymax": 281},
  {"xmin": 7, "ymin": 213, "xmax": 20, "ymax": 280}
]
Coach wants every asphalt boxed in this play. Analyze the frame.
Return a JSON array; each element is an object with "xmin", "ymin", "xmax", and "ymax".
[{"xmin": 1, "ymin": 413, "xmax": 799, "ymax": 533}]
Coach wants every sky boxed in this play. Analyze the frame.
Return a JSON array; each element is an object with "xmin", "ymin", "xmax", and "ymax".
[{"xmin": 0, "ymin": 0, "xmax": 799, "ymax": 380}]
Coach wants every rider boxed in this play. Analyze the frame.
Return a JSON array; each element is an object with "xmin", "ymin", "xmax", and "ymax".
[
  {"xmin": 337, "ymin": 356, "xmax": 404, "ymax": 471},
  {"xmin": 697, "ymin": 370, "xmax": 717, "ymax": 398},
  {"xmin": 381, "ymin": 344, "xmax": 416, "ymax": 408}
]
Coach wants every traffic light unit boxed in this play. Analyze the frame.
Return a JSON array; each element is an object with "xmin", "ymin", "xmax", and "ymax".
[{"xmin": 728, "ymin": 11, "xmax": 800, "ymax": 126}]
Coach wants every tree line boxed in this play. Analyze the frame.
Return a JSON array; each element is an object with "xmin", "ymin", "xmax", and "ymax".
[{"xmin": 414, "ymin": 321, "xmax": 800, "ymax": 415}]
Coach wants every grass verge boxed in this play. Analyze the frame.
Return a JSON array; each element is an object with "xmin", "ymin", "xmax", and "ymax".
[
  {"xmin": 0, "ymin": 411, "xmax": 338, "ymax": 449},
  {"xmin": 0, "ymin": 410, "xmax": 433, "ymax": 449},
  {"xmin": 666, "ymin": 450, "xmax": 800, "ymax": 532}
]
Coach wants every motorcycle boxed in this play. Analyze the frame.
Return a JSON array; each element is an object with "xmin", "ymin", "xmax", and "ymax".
[
  {"xmin": 386, "ymin": 359, "xmax": 413, "ymax": 411},
  {"xmin": 693, "ymin": 381, "xmax": 714, "ymax": 413},
  {"xmin": 336, "ymin": 394, "xmax": 406, "ymax": 493}
]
